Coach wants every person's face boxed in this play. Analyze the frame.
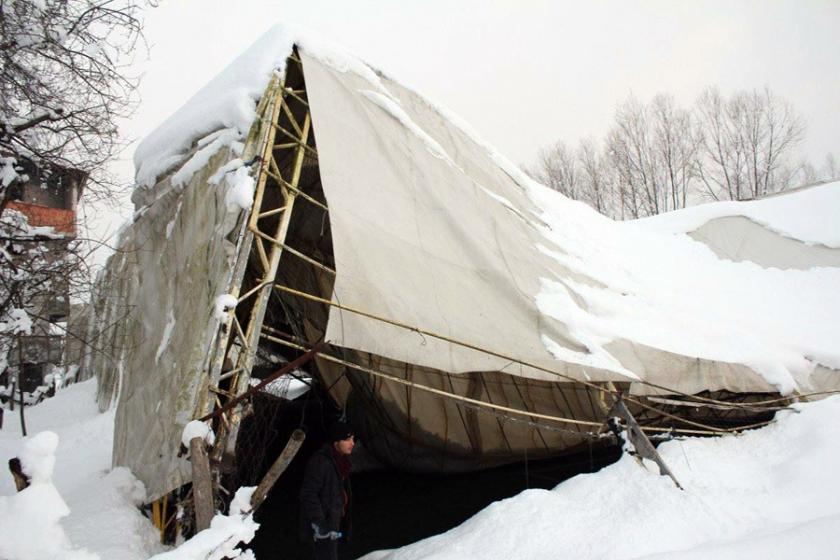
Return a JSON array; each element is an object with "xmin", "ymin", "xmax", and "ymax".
[{"xmin": 333, "ymin": 435, "xmax": 355, "ymax": 456}]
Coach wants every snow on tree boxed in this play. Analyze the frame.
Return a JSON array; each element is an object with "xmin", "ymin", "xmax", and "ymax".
[
  {"xmin": 0, "ymin": 1, "xmax": 151, "ymax": 403},
  {"xmin": 0, "ymin": 0, "xmax": 146, "ymax": 205}
]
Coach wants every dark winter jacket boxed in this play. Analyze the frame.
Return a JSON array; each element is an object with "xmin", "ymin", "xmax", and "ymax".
[{"xmin": 299, "ymin": 445, "xmax": 352, "ymax": 540}]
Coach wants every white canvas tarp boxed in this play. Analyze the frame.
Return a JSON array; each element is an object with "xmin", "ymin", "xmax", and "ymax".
[{"xmin": 300, "ymin": 51, "xmax": 815, "ymax": 397}]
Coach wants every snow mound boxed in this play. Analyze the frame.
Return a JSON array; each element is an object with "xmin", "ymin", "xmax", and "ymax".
[
  {"xmin": 528, "ymin": 181, "xmax": 840, "ymax": 394},
  {"xmin": 0, "ymin": 380, "xmax": 163, "ymax": 560},
  {"xmin": 0, "ymin": 432, "xmax": 97, "ymax": 560},
  {"xmin": 148, "ymin": 486, "xmax": 258, "ymax": 560},
  {"xmin": 133, "ymin": 22, "xmax": 387, "ymax": 190},
  {"xmin": 366, "ymin": 396, "xmax": 840, "ymax": 560}
]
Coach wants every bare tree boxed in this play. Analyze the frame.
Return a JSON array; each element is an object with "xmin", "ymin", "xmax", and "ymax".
[
  {"xmin": 649, "ymin": 93, "xmax": 700, "ymax": 211},
  {"xmin": 532, "ymin": 140, "xmax": 581, "ymax": 200},
  {"xmin": 695, "ymin": 86, "xmax": 804, "ymax": 201},
  {"xmin": 821, "ymin": 153, "xmax": 839, "ymax": 181},
  {"xmin": 533, "ymin": 86, "xmax": 813, "ymax": 219},
  {"xmin": 0, "ymin": 0, "xmax": 148, "ymax": 407},
  {"xmin": 576, "ymin": 137, "xmax": 614, "ymax": 217},
  {"xmin": 796, "ymin": 160, "xmax": 819, "ymax": 186},
  {"xmin": 606, "ymin": 95, "xmax": 663, "ymax": 217},
  {"xmin": 695, "ymin": 87, "xmax": 744, "ymax": 201}
]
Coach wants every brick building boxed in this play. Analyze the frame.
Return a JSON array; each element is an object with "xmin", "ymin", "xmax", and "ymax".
[{"xmin": 1, "ymin": 159, "xmax": 86, "ymax": 397}]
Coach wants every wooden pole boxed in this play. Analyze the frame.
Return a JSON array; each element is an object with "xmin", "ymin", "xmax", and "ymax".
[
  {"xmin": 189, "ymin": 437, "xmax": 215, "ymax": 531},
  {"xmin": 250, "ymin": 429, "xmax": 306, "ymax": 511},
  {"xmin": 18, "ymin": 380, "xmax": 26, "ymax": 437}
]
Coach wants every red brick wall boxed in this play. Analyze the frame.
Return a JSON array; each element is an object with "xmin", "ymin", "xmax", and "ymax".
[{"xmin": 6, "ymin": 200, "xmax": 76, "ymax": 235}]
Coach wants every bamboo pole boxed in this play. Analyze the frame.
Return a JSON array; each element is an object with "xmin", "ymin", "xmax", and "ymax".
[
  {"xmin": 269, "ymin": 283, "xmax": 783, "ymax": 418},
  {"xmin": 160, "ymin": 494, "xmax": 168, "ymax": 543},
  {"xmin": 218, "ymin": 111, "xmax": 312, "ymax": 461},
  {"xmin": 201, "ymin": 75, "xmax": 284, "ymax": 417},
  {"xmin": 261, "ymin": 333, "xmax": 752, "ymax": 437},
  {"xmin": 151, "ymin": 499, "xmax": 160, "ymax": 531}
]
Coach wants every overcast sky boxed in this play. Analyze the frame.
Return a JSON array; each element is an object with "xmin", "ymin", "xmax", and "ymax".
[{"xmin": 92, "ymin": 0, "xmax": 839, "ymax": 243}]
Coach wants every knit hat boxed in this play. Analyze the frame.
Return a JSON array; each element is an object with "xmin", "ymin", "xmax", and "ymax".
[{"xmin": 327, "ymin": 421, "xmax": 354, "ymax": 442}]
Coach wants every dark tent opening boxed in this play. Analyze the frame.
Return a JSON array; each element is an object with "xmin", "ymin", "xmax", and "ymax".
[{"xmin": 229, "ymin": 384, "xmax": 621, "ymax": 559}]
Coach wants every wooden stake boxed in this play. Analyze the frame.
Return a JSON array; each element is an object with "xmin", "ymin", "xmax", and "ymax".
[
  {"xmin": 189, "ymin": 437, "xmax": 215, "ymax": 531},
  {"xmin": 18, "ymin": 381, "xmax": 26, "ymax": 437},
  {"xmin": 8, "ymin": 457, "xmax": 30, "ymax": 491},
  {"xmin": 250, "ymin": 429, "xmax": 306, "ymax": 511}
]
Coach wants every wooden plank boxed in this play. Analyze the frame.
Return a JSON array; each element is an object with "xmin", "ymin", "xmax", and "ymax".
[
  {"xmin": 189, "ymin": 437, "xmax": 215, "ymax": 531},
  {"xmin": 250, "ymin": 429, "xmax": 306, "ymax": 511}
]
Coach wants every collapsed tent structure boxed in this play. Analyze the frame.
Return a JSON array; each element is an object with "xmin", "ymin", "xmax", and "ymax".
[{"xmin": 79, "ymin": 24, "xmax": 840, "ymax": 520}]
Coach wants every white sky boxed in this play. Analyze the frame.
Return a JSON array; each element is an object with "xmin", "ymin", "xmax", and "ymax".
[{"xmin": 89, "ymin": 0, "xmax": 840, "ymax": 250}]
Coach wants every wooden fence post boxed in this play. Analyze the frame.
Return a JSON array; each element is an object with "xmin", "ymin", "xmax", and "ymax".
[{"xmin": 189, "ymin": 437, "xmax": 215, "ymax": 531}]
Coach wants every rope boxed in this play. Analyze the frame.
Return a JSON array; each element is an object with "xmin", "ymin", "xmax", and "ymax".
[
  {"xmin": 266, "ymin": 335, "xmax": 750, "ymax": 437},
  {"xmin": 269, "ymin": 283, "xmax": 791, "ymax": 417}
]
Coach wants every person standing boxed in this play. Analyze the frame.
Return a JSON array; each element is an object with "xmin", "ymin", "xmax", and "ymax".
[{"xmin": 300, "ymin": 422, "xmax": 354, "ymax": 560}]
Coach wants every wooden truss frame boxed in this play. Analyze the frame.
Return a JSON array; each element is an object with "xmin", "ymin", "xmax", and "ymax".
[{"xmin": 200, "ymin": 54, "xmax": 328, "ymax": 465}]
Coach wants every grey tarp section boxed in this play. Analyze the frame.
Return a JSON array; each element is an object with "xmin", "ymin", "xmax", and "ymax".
[
  {"xmin": 84, "ymin": 143, "xmax": 249, "ymax": 501},
  {"xmin": 688, "ymin": 215, "xmax": 840, "ymax": 270},
  {"xmin": 299, "ymin": 52, "xmax": 788, "ymax": 396}
]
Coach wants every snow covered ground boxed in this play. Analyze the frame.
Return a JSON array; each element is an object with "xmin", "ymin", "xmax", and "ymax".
[
  {"xmin": 363, "ymin": 396, "xmax": 840, "ymax": 560},
  {"xmin": 0, "ymin": 380, "xmax": 162, "ymax": 560},
  {"xmin": 0, "ymin": 380, "xmax": 262, "ymax": 560},
  {"xmin": 3, "ymin": 380, "xmax": 839, "ymax": 559}
]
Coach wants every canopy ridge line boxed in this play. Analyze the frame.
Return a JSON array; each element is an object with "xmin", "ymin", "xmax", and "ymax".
[
  {"xmin": 267, "ymin": 282, "xmax": 783, "ymax": 417},
  {"xmin": 261, "ymin": 332, "xmax": 732, "ymax": 437}
]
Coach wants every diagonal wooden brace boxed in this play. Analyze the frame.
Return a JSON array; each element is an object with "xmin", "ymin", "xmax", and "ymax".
[{"xmin": 200, "ymin": 341, "xmax": 325, "ymax": 423}]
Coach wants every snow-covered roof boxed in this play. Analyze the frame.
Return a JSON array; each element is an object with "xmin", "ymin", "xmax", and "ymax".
[
  {"xmin": 359, "ymin": 395, "xmax": 840, "ymax": 560},
  {"xmin": 133, "ymin": 24, "xmax": 382, "ymax": 190}
]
